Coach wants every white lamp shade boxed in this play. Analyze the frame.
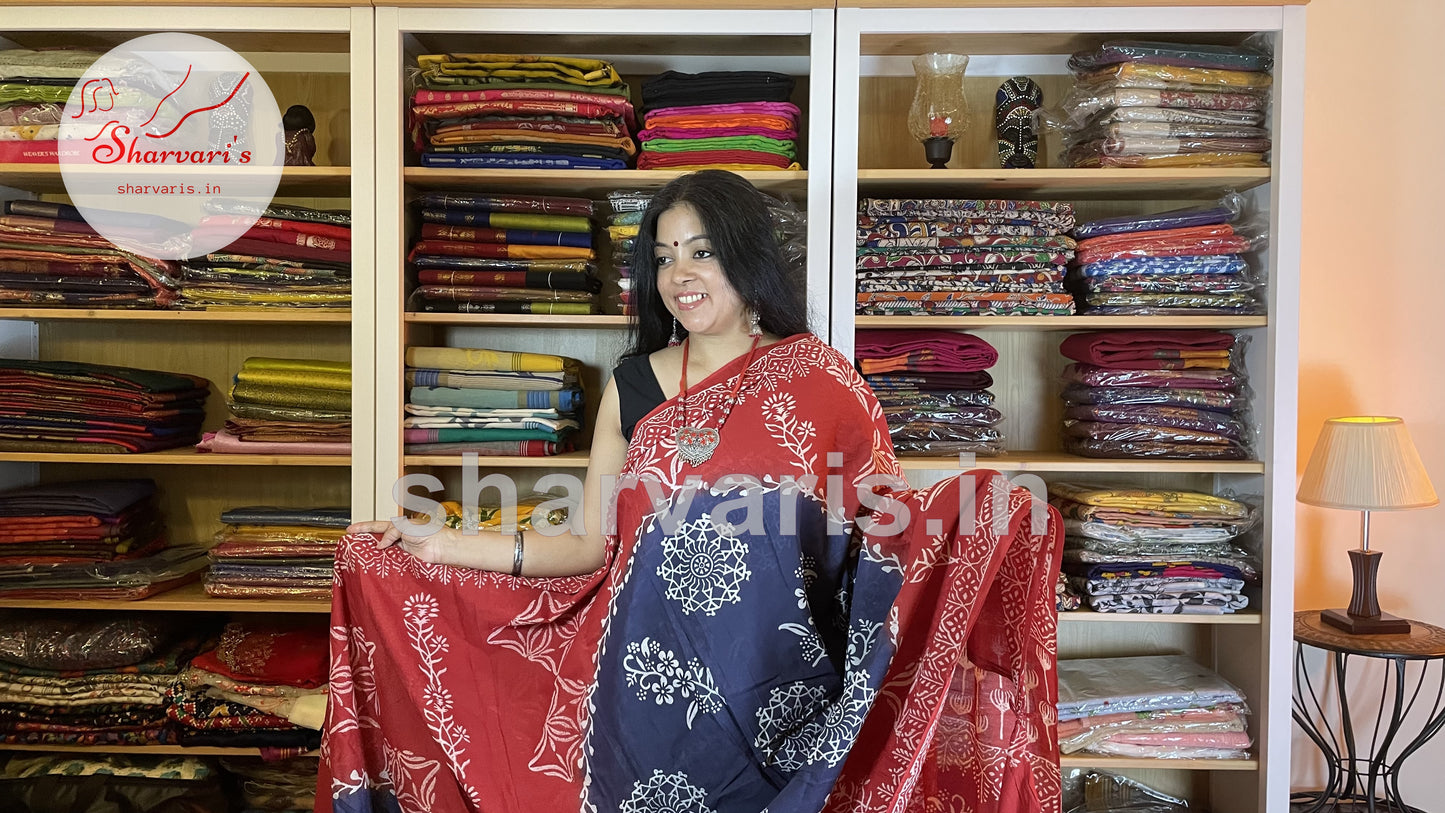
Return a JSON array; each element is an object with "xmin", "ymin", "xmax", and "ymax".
[{"xmin": 1298, "ymin": 416, "xmax": 1439, "ymax": 510}]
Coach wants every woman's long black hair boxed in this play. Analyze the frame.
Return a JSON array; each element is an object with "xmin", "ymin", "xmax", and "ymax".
[{"xmin": 623, "ymin": 170, "xmax": 809, "ymax": 358}]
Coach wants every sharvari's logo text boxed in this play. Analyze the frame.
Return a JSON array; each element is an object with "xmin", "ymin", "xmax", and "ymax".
[{"xmin": 59, "ymin": 33, "xmax": 283, "ymax": 259}]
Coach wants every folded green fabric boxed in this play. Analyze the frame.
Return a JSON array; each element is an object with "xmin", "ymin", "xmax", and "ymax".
[{"xmin": 642, "ymin": 135, "xmax": 796, "ymax": 157}]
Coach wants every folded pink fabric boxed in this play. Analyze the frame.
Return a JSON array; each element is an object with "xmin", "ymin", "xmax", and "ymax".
[
  {"xmin": 638, "ymin": 126, "xmax": 798, "ymax": 141},
  {"xmin": 644, "ymin": 101, "xmax": 802, "ymax": 120},
  {"xmin": 197, "ymin": 431, "xmax": 351, "ymax": 456}
]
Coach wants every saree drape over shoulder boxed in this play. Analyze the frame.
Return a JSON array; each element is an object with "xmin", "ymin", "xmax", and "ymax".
[{"xmin": 321, "ymin": 334, "xmax": 1062, "ymax": 813}]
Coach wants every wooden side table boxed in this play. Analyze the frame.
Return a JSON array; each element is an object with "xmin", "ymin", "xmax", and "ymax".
[{"xmin": 1291, "ymin": 611, "xmax": 1445, "ymax": 813}]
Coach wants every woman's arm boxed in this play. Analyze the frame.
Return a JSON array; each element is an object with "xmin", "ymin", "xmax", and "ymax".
[{"xmin": 348, "ymin": 376, "xmax": 630, "ymax": 577}]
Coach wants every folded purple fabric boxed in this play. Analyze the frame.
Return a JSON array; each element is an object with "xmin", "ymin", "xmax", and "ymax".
[
  {"xmin": 0, "ymin": 479, "xmax": 155, "ymax": 518},
  {"xmin": 1072, "ymin": 204, "xmax": 1236, "ymax": 240},
  {"xmin": 638, "ymin": 126, "xmax": 798, "ymax": 141},
  {"xmin": 855, "ymin": 329, "xmax": 999, "ymax": 372}
]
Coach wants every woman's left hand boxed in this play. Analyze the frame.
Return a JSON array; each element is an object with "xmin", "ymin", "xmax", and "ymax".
[{"xmin": 347, "ymin": 520, "xmax": 456, "ymax": 566}]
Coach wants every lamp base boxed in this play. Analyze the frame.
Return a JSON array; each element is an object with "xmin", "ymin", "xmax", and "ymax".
[
  {"xmin": 923, "ymin": 137, "xmax": 954, "ymax": 169},
  {"xmin": 1321, "ymin": 608, "xmax": 1411, "ymax": 635}
]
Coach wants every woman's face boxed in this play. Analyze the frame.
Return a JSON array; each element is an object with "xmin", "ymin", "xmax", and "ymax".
[{"xmin": 653, "ymin": 202, "xmax": 750, "ymax": 339}]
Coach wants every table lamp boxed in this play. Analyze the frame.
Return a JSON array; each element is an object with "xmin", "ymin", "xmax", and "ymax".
[
  {"xmin": 1297, "ymin": 416, "xmax": 1438, "ymax": 634},
  {"xmin": 907, "ymin": 53, "xmax": 969, "ymax": 169}
]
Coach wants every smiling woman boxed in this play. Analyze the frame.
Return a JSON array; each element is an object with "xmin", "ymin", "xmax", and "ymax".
[
  {"xmin": 327, "ymin": 170, "xmax": 1064, "ymax": 813},
  {"xmin": 625, "ymin": 168, "xmax": 810, "ymax": 357}
]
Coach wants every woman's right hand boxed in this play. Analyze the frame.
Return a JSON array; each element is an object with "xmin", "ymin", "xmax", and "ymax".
[{"xmin": 347, "ymin": 520, "xmax": 457, "ymax": 566}]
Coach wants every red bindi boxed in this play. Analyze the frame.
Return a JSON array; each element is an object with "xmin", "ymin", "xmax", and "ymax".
[{"xmin": 673, "ymin": 241, "xmax": 679, "ymax": 246}]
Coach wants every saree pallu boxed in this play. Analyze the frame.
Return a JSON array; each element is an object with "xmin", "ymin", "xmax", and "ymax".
[{"xmin": 323, "ymin": 334, "xmax": 1061, "ymax": 813}]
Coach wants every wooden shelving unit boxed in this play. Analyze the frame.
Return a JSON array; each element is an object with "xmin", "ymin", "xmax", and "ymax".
[
  {"xmin": 0, "ymin": 4, "xmax": 374, "ymax": 791},
  {"xmin": 856, "ymin": 167, "xmax": 1272, "ymax": 199},
  {"xmin": 1060, "ymin": 755, "xmax": 1259, "ymax": 772},
  {"xmin": 0, "ymin": 449, "xmax": 351, "ymax": 466},
  {"xmin": 0, "ymin": 308, "xmax": 352, "ymax": 323},
  {"xmin": 404, "ymin": 167, "xmax": 809, "ymax": 196},
  {"xmin": 836, "ymin": 5, "xmax": 1303, "ymax": 811},
  {"xmin": 856, "ymin": 315, "xmax": 1268, "ymax": 330},
  {"xmin": 0, "ymin": 581, "xmax": 330, "ymax": 614},
  {"xmin": 0, "ymin": 4, "xmax": 1303, "ymax": 811},
  {"xmin": 0, "ymin": 743, "xmax": 321, "ymax": 757},
  {"xmin": 0, "ymin": 164, "xmax": 352, "ymax": 196}
]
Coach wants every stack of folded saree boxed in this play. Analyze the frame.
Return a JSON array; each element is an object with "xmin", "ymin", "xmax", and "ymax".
[
  {"xmin": 0, "ymin": 359, "xmax": 208, "ymax": 453},
  {"xmin": 410, "ymin": 53, "xmax": 636, "ymax": 170},
  {"xmin": 0, "ymin": 613, "xmax": 205, "ymax": 746},
  {"xmin": 1055, "ymin": 572, "xmax": 1083, "ymax": 612},
  {"xmin": 220, "ymin": 757, "xmax": 319, "ymax": 811},
  {"xmin": 168, "ymin": 620, "xmax": 326, "ymax": 752},
  {"xmin": 0, "ymin": 200, "xmax": 182, "ymax": 308},
  {"xmin": 404, "ymin": 345, "xmax": 583, "ymax": 456},
  {"xmin": 1058, "ymin": 41, "xmax": 1273, "ymax": 168},
  {"xmin": 406, "ymin": 191, "xmax": 601, "ymax": 315},
  {"xmin": 606, "ymin": 189, "xmax": 653, "ymax": 316},
  {"xmin": 205, "ymin": 505, "xmax": 349, "ymax": 600},
  {"xmin": 0, "ymin": 754, "xmax": 227, "ymax": 810},
  {"xmin": 637, "ymin": 71, "xmax": 801, "ymax": 171},
  {"xmin": 1050, "ymin": 482, "xmax": 1257, "ymax": 615},
  {"xmin": 0, "ymin": 48, "xmax": 103, "ymax": 163},
  {"xmin": 197, "ymin": 357, "xmax": 350, "ymax": 455},
  {"xmin": 855, "ymin": 198, "xmax": 1078, "ymax": 316},
  {"xmin": 1060, "ymin": 330, "xmax": 1250, "ymax": 459},
  {"xmin": 180, "ymin": 202, "xmax": 352, "ymax": 310},
  {"xmin": 1068, "ymin": 200, "xmax": 1261, "ymax": 315},
  {"xmin": 855, "ymin": 329, "xmax": 1003, "ymax": 455},
  {"xmin": 1058, "ymin": 655, "xmax": 1252, "ymax": 759},
  {"xmin": 0, "ymin": 479, "xmax": 165, "ymax": 569}
]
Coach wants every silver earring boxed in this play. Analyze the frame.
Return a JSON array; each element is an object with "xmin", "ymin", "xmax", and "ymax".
[
  {"xmin": 748, "ymin": 310, "xmax": 761, "ymax": 336},
  {"xmin": 668, "ymin": 318, "xmax": 682, "ymax": 347}
]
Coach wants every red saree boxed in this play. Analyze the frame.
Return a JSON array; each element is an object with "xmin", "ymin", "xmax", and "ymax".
[{"xmin": 321, "ymin": 333, "xmax": 1061, "ymax": 813}]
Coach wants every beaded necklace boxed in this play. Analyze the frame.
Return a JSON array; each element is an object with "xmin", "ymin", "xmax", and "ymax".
[{"xmin": 674, "ymin": 334, "xmax": 761, "ymax": 466}]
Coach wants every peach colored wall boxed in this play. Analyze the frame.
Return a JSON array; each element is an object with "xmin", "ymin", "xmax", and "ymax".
[{"xmin": 1295, "ymin": 0, "xmax": 1445, "ymax": 799}]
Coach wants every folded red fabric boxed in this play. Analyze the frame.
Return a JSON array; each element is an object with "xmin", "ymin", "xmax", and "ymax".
[
  {"xmin": 1060, "ymin": 330, "xmax": 1234, "ymax": 369},
  {"xmin": 854, "ymin": 329, "xmax": 998, "ymax": 373}
]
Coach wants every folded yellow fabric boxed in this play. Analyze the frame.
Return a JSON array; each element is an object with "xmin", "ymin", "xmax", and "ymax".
[
  {"xmin": 1049, "ymin": 483, "xmax": 1250, "ymax": 517},
  {"xmin": 405, "ymin": 346, "xmax": 574, "ymax": 373}
]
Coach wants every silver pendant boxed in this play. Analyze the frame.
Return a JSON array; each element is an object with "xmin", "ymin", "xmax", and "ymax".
[{"xmin": 676, "ymin": 425, "xmax": 720, "ymax": 466}]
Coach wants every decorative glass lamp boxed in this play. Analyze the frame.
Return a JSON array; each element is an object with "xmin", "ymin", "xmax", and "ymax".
[
  {"xmin": 1297, "ymin": 416, "xmax": 1438, "ymax": 635},
  {"xmin": 907, "ymin": 53, "xmax": 970, "ymax": 169}
]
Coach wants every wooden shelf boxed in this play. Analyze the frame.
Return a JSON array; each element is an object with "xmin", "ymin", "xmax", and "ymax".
[
  {"xmin": 1059, "ymin": 611, "xmax": 1261, "ymax": 625},
  {"xmin": 1059, "ymin": 755, "xmax": 1257, "ymax": 771},
  {"xmin": 0, "ymin": 164, "xmax": 352, "ymax": 196},
  {"xmin": 854, "ymin": 315, "xmax": 1267, "ymax": 330},
  {"xmin": 404, "ymin": 168, "xmax": 808, "ymax": 197},
  {"xmin": 0, "ymin": 448, "xmax": 350, "ymax": 466},
  {"xmin": 0, "ymin": 743, "xmax": 319, "ymax": 757},
  {"xmin": 405, "ymin": 451, "xmax": 1261, "ymax": 474},
  {"xmin": 855, "ymin": 168, "xmax": 1271, "ymax": 199},
  {"xmin": 0, "ymin": 581, "xmax": 330, "ymax": 613},
  {"xmin": 406, "ymin": 450, "xmax": 591, "ymax": 468},
  {"xmin": 0, "ymin": 308, "xmax": 351, "ymax": 324},
  {"xmin": 406, "ymin": 313, "xmax": 629, "ymax": 328},
  {"xmin": 898, "ymin": 452, "xmax": 1265, "ymax": 474}
]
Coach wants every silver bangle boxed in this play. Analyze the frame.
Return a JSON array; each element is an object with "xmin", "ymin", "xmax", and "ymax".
[{"xmin": 511, "ymin": 528, "xmax": 525, "ymax": 577}]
